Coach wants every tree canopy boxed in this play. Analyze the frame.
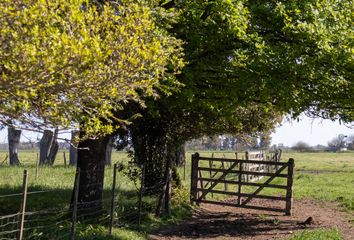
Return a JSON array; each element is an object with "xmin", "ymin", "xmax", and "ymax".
[
  {"xmin": 0, "ymin": 0, "xmax": 183, "ymax": 136},
  {"xmin": 115, "ymin": 0, "xmax": 353, "ymax": 204}
]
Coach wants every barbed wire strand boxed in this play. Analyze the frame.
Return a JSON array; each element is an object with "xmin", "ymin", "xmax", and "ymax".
[{"xmin": 0, "ymin": 229, "xmax": 19, "ymax": 237}]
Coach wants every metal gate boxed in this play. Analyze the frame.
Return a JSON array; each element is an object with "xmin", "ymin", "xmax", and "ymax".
[{"xmin": 190, "ymin": 153, "xmax": 294, "ymax": 215}]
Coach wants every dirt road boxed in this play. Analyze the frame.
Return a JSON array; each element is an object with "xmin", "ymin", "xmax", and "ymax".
[{"xmin": 150, "ymin": 199, "xmax": 354, "ymax": 240}]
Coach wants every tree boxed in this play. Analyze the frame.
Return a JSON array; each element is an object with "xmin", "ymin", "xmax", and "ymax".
[
  {"xmin": 0, "ymin": 0, "xmax": 183, "ymax": 136},
  {"xmin": 39, "ymin": 129, "xmax": 59, "ymax": 165},
  {"xmin": 347, "ymin": 135, "xmax": 354, "ymax": 150},
  {"xmin": 8, "ymin": 127, "xmax": 21, "ymax": 165},
  {"xmin": 118, "ymin": 0, "xmax": 354, "ymax": 215},
  {"xmin": 259, "ymin": 130, "xmax": 273, "ymax": 149},
  {"xmin": 328, "ymin": 134, "xmax": 348, "ymax": 151},
  {"xmin": 69, "ymin": 131, "xmax": 79, "ymax": 166},
  {"xmin": 1, "ymin": 0, "xmax": 183, "ymax": 209},
  {"xmin": 292, "ymin": 141, "xmax": 311, "ymax": 152}
]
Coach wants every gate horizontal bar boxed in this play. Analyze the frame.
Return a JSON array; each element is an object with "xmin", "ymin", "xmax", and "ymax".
[
  {"xmin": 198, "ymin": 157, "xmax": 288, "ymax": 166},
  {"xmin": 195, "ymin": 199, "xmax": 285, "ymax": 213},
  {"xmin": 197, "ymin": 167, "xmax": 288, "ymax": 177},
  {"xmin": 196, "ymin": 188, "xmax": 287, "ymax": 201},
  {"xmin": 197, "ymin": 178, "xmax": 287, "ymax": 189}
]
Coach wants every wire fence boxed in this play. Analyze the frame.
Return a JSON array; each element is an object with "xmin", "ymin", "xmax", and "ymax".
[{"xmin": 0, "ymin": 162, "xmax": 167, "ymax": 240}]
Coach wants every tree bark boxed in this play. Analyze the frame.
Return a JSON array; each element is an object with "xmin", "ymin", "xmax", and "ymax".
[
  {"xmin": 105, "ymin": 136, "xmax": 113, "ymax": 166},
  {"xmin": 75, "ymin": 132, "xmax": 110, "ymax": 211},
  {"xmin": 69, "ymin": 130, "xmax": 79, "ymax": 166},
  {"xmin": 48, "ymin": 129, "xmax": 59, "ymax": 165},
  {"xmin": 8, "ymin": 127, "xmax": 21, "ymax": 166},
  {"xmin": 39, "ymin": 130, "xmax": 58, "ymax": 165}
]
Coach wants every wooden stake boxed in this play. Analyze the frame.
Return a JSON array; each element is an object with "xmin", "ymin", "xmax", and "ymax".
[
  {"xmin": 138, "ymin": 162, "xmax": 145, "ymax": 227},
  {"xmin": 285, "ymin": 158, "xmax": 295, "ymax": 216},
  {"xmin": 17, "ymin": 170, "xmax": 28, "ymax": 240},
  {"xmin": 190, "ymin": 153, "xmax": 199, "ymax": 204},
  {"xmin": 237, "ymin": 162, "xmax": 243, "ymax": 205},
  {"xmin": 109, "ymin": 164, "xmax": 117, "ymax": 235},
  {"xmin": 71, "ymin": 168, "xmax": 80, "ymax": 240},
  {"xmin": 245, "ymin": 152, "xmax": 249, "ymax": 182},
  {"xmin": 209, "ymin": 154, "xmax": 214, "ymax": 198},
  {"xmin": 63, "ymin": 151, "xmax": 67, "ymax": 168},
  {"xmin": 35, "ymin": 153, "xmax": 39, "ymax": 180},
  {"xmin": 183, "ymin": 160, "xmax": 186, "ymax": 181}
]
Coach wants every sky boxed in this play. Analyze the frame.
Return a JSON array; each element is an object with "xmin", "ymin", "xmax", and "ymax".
[
  {"xmin": 0, "ymin": 115, "xmax": 353, "ymax": 147},
  {"xmin": 271, "ymin": 116, "xmax": 354, "ymax": 147}
]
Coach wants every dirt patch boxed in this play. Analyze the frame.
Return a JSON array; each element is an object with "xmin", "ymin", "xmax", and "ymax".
[{"xmin": 149, "ymin": 199, "xmax": 354, "ymax": 240}]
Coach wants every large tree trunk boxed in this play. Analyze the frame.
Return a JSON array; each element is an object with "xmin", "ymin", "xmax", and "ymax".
[
  {"xmin": 105, "ymin": 136, "xmax": 113, "ymax": 166},
  {"xmin": 75, "ymin": 132, "xmax": 110, "ymax": 211},
  {"xmin": 69, "ymin": 130, "xmax": 79, "ymax": 166},
  {"xmin": 39, "ymin": 129, "xmax": 59, "ymax": 165},
  {"xmin": 48, "ymin": 129, "xmax": 59, "ymax": 165},
  {"xmin": 8, "ymin": 127, "xmax": 21, "ymax": 166}
]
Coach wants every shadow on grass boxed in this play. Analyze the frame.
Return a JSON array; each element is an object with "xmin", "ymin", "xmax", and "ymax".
[{"xmin": 0, "ymin": 184, "xmax": 192, "ymax": 240}]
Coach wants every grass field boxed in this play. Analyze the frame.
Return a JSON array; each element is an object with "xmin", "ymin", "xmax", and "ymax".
[{"xmin": 0, "ymin": 150, "xmax": 353, "ymax": 239}]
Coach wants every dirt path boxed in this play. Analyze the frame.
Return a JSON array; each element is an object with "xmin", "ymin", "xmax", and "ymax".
[{"xmin": 149, "ymin": 199, "xmax": 354, "ymax": 240}]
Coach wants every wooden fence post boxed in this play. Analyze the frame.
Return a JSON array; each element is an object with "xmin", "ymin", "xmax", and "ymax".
[
  {"xmin": 183, "ymin": 160, "xmax": 186, "ymax": 181},
  {"xmin": 71, "ymin": 168, "xmax": 80, "ymax": 240},
  {"xmin": 137, "ymin": 162, "xmax": 146, "ymax": 227},
  {"xmin": 190, "ymin": 153, "xmax": 199, "ymax": 204},
  {"xmin": 109, "ymin": 164, "xmax": 117, "ymax": 235},
  {"xmin": 63, "ymin": 152, "xmax": 67, "ymax": 168},
  {"xmin": 209, "ymin": 153, "xmax": 214, "ymax": 198},
  {"xmin": 17, "ymin": 170, "xmax": 28, "ymax": 240},
  {"xmin": 35, "ymin": 153, "xmax": 39, "ymax": 180},
  {"xmin": 245, "ymin": 151, "xmax": 249, "ymax": 182},
  {"xmin": 237, "ymin": 162, "xmax": 243, "ymax": 205},
  {"xmin": 285, "ymin": 158, "xmax": 295, "ymax": 216}
]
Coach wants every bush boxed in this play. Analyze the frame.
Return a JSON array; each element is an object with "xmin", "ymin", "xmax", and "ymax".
[{"xmin": 292, "ymin": 141, "xmax": 311, "ymax": 152}]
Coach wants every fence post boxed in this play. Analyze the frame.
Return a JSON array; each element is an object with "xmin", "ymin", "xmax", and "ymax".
[
  {"xmin": 245, "ymin": 151, "xmax": 249, "ymax": 182},
  {"xmin": 285, "ymin": 158, "xmax": 295, "ymax": 216},
  {"xmin": 35, "ymin": 153, "xmax": 39, "ymax": 180},
  {"xmin": 237, "ymin": 162, "xmax": 242, "ymax": 205},
  {"xmin": 17, "ymin": 170, "xmax": 28, "ymax": 240},
  {"xmin": 209, "ymin": 153, "xmax": 214, "ymax": 198},
  {"xmin": 109, "ymin": 164, "xmax": 117, "ymax": 235},
  {"xmin": 63, "ymin": 152, "xmax": 67, "ymax": 168},
  {"xmin": 190, "ymin": 153, "xmax": 199, "ymax": 204},
  {"xmin": 183, "ymin": 160, "xmax": 186, "ymax": 181},
  {"xmin": 222, "ymin": 155, "xmax": 228, "ymax": 191},
  {"xmin": 71, "ymin": 168, "xmax": 80, "ymax": 240},
  {"xmin": 137, "ymin": 162, "xmax": 146, "ymax": 228}
]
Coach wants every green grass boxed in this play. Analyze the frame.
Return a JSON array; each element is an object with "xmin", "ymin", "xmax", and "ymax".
[
  {"xmin": 282, "ymin": 152, "xmax": 354, "ymax": 212},
  {"xmin": 288, "ymin": 228, "xmax": 343, "ymax": 240},
  {"xmin": 0, "ymin": 150, "xmax": 191, "ymax": 239}
]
